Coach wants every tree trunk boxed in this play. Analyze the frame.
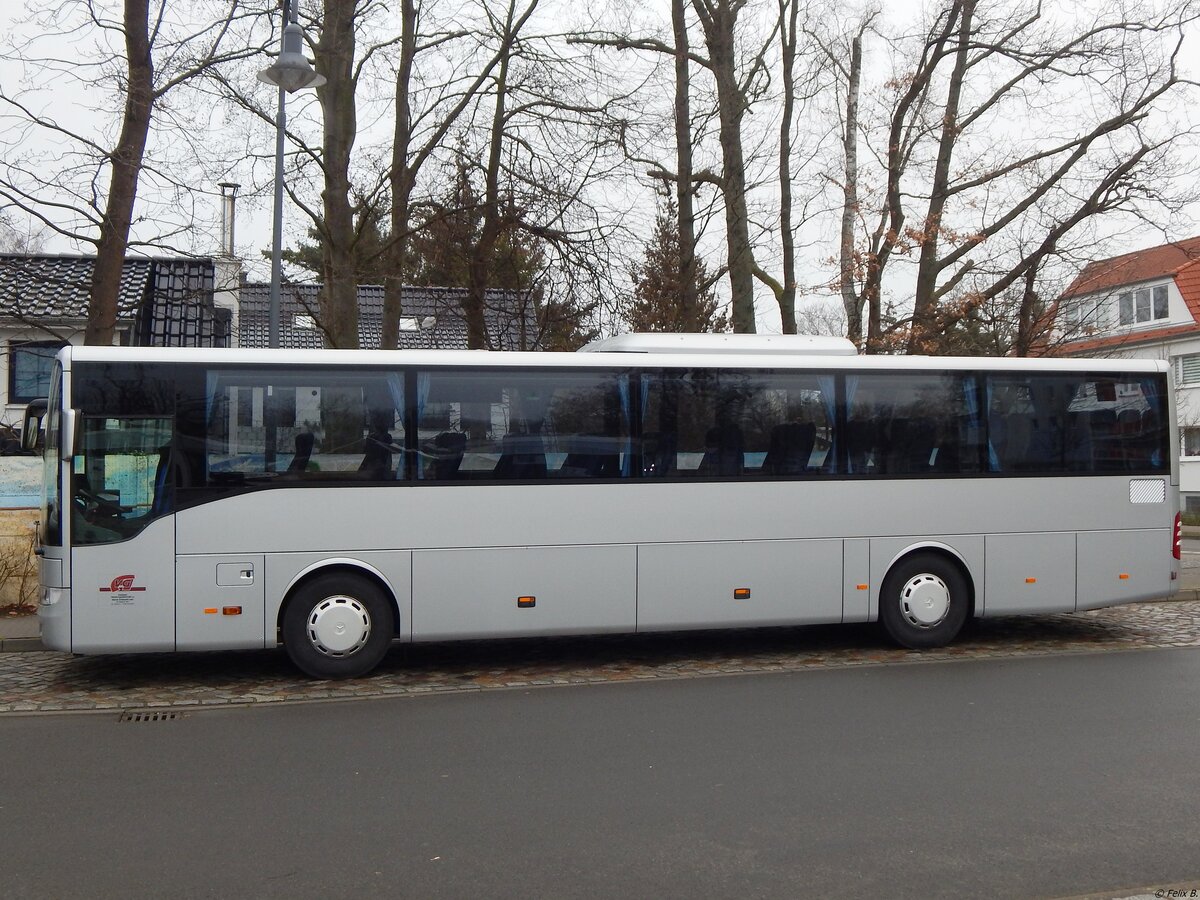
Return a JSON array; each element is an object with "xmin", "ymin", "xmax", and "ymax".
[
  {"xmin": 693, "ymin": 0, "xmax": 756, "ymax": 334},
  {"xmin": 839, "ymin": 29, "xmax": 864, "ymax": 348},
  {"xmin": 85, "ymin": 0, "xmax": 153, "ymax": 346},
  {"xmin": 383, "ymin": 0, "xmax": 418, "ymax": 351},
  {"xmin": 776, "ymin": 0, "xmax": 798, "ymax": 334},
  {"xmin": 909, "ymin": 0, "xmax": 974, "ymax": 354},
  {"xmin": 465, "ymin": 3, "xmax": 516, "ymax": 350},
  {"xmin": 316, "ymin": 0, "xmax": 360, "ymax": 349},
  {"xmin": 672, "ymin": 0, "xmax": 700, "ymax": 331}
]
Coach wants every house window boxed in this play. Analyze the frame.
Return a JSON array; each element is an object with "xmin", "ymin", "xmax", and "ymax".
[
  {"xmin": 1178, "ymin": 355, "xmax": 1200, "ymax": 385},
  {"xmin": 1118, "ymin": 284, "xmax": 1170, "ymax": 326},
  {"xmin": 1183, "ymin": 427, "xmax": 1200, "ymax": 458},
  {"xmin": 8, "ymin": 341, "xmax": 66, "ymax": 404},
  {"xmin": 1063, "ymin": 297, "xmax": 1109, "ymax": 334},
  {"xmin": 1154, "ymin": 284, "xmax": 1169, "ymax": 318}
]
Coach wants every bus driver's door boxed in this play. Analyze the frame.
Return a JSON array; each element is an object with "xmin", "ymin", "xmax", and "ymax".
[{"xmin": 69, "ymin": 415, "xmax": 177, "ymax": 653}]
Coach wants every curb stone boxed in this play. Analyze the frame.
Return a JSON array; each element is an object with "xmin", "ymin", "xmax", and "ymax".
[{"xmin": 0, "ymin": 637, "xmax": 42, "ymax": 652}]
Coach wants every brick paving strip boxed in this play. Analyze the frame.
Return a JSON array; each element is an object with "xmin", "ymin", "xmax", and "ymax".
[{"xmin": 1, "ymin": 599, "xmax": 1198, "ymax": 715}]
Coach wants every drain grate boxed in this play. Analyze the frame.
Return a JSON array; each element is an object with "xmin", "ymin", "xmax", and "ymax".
[{"xmin": 119, "ymin": 710, "xmax": 186, "ymax": 723}]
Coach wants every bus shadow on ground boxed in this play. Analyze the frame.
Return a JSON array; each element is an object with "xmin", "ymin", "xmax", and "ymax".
[{"xmin": 49, "ymin": 608, "xmax": 1158, "ymax": 701}]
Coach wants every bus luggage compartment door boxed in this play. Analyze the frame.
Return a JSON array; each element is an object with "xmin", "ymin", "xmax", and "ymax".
[
  {"xmin": 176, "ymin": 554, "xmax": 266, "ymax": 650},
  {"xmin": 411, "ymin": 545, "xmax": 636, "ymax": 641},
  {"xmin": 983, "ymin": 532, "xmax": 1075, "ymax": 616},
  {"xmin": 636, "ymin": 539, "xmax": 842, "ymax": 631},
  {"xmin": 1076, "ymin": 528, "xmax": 1168, "ymax": 610}
]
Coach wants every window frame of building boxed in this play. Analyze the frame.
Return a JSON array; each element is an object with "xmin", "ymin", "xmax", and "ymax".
[
  {"xmin": 1177, "ymin": 354, "xmax": 1200, "ymax": 386},
  {"xmin": 1182, "ymin": 426, "xmax": 1200, "ymax": 459},
  {"xmin": 8, "ymin": 340, "xmax": 67, "ymax": 405},
  {"xmin": 1117, "ymin": 282, "xmax": 1171, "ymax": 327}
]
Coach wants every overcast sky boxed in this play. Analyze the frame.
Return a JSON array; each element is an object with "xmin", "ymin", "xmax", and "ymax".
[{"xmin": 2, "ymin": 0, "xmax": 1197, "ymax": 335}]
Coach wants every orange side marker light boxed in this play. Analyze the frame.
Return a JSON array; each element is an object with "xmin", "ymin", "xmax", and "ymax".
[
  {"xmin": 517, "ymin": 596, "xmax": 536, "ymax": 608},
  {"xmin": 1025, "ymin": 578, "xmax": 1037, "ymax": 584},
  {"xmin": 734, "ymin": 588, "xmax": 751, "ymax": 600},
  {"xmin": 1118, "ymin": 573, "xmax": 1130, "ymax": 581},
  {"xmin": 222, "ymin": 606, "xmax": 242, "ymax": 616},
  {"xmin": 856, "ymin": 584, "xmax": 869, "ymax": 591}
]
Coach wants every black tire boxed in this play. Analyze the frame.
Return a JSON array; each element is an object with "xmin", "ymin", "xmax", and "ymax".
[
  {"xmin": 878, "ymin": 553, "xmax": 969, "ymax": 649},
  {"xmin": 282, "ymin": 572, "xmax": 395, "ymax": 679}
]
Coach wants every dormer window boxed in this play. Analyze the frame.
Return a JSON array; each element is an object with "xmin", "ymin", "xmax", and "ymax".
[{"xmin": 1117, "ymin": 284, "xmax": 1169, "ymax": 325}]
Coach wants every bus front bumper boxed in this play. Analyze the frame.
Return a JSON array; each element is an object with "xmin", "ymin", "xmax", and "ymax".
[{"xmin": 38, "ymin": 587, "xmax": 70, "ymax": 651}]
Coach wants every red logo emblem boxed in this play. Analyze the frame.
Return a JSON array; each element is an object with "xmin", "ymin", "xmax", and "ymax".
[{"xmin": 100, "ymin": 574, "xmax": 146, "ymax": 593}]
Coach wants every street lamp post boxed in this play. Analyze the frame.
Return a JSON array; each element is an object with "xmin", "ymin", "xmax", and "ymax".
[{"xmin": 257, "ymin": 0, "xmax": 325, "ymax": 349}]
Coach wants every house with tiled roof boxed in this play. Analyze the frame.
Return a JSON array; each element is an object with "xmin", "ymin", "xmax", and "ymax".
[
  {"xmin": 237, "ymin": 280, "xmax": 539, "ymax": 351},
  {"xmin": 1055, "ymin": 235, "xmax": 1200, "ymax": 508},
  {"xmin": 0, "ymin": 254, "xmax": 235, "ymax": 426}
]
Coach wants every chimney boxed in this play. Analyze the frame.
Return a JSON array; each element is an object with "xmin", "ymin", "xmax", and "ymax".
[{"xmin": 218, "ymin": 182, "xmax": 240, "ymax": 257}]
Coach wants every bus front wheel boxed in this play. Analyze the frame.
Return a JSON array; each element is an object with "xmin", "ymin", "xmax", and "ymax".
[
  {"xmin": 282, "ymin": 573, "xmax": 394, "ymax": 679},
  {"xmin": 879, "ymin": 553, "xmax": 969, "ymax": 650}
]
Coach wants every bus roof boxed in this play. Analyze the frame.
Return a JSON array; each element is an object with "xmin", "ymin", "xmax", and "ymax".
[
  {"xmin": 59, "ymin": 343, "xmax": 1169, "ymax": 375},
  {"xmin": 580, "ymin": 333, "xmax": 858, "ymax": 355}
]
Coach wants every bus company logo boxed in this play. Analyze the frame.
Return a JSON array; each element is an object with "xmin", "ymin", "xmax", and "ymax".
[{"xmin": 100, "ymin": 574, "xmax": 147, "ymax": 595}]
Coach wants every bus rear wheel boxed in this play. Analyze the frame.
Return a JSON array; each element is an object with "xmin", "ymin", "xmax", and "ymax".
[
  {"xmin": 879, "ymin": 553, "xmax": 969, "ymax": 650},
  {"xmin": 282, "ymin": 573, "xmax": 394, "ymax": 679}
]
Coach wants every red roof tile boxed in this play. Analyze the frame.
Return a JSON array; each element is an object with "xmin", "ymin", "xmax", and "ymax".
[
  {"xmin": 1177, "ymin": 257, "xmax": 1200, "ymax": 324},
  {"xmin": 1062, "ymin": 236, "xmax": 1200, "ymax": 299}
]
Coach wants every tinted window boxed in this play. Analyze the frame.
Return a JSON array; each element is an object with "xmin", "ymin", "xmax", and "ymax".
[
  {"xmin": 198, "ymin": 369, "xmax": 405, "ymax": 486},
  {"xmin": 641, "ymin": 369, "xmax": 834, "ymax": 478},
  {"xmin": 73, "ymin": 363, "xmax": 176, "ymax": 417},
  {"xmin": 986, "ymin": 373, "xmax": 1167, "ymax": 474},
  {"xmin": 845, "ymin": 373, "xmax": 984, "ymax": 475},
  {"xmin": 416, "ymin": 369, "xmax": 630, "ymax": 480}
]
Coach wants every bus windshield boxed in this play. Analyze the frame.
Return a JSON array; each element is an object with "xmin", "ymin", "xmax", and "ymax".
[{"xmin": 72, "ymin": 416, "xmax": 174, "ymax": 545}]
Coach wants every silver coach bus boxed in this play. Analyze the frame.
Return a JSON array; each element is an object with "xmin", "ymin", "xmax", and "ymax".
[{"xmin": 24, "ymin": 335, "xmax": 1180, "ymax": 678}]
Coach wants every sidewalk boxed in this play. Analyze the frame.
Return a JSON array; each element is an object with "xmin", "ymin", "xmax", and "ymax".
[{"xmin": 0, "ymin": 613, "xmax": 40, "ymax": 652}]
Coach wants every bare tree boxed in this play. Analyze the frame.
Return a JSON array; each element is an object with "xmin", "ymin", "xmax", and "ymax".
[
  {"xmin": 0, "ymin": 1, "xmax": 258, "ymax": 344},
  {"xmin": 456, "ymin": 0, "xmax": 631, "ymax": 349},
  {"xmin": 311, "ymin": 0, "xmax": 363, "ymax": 349},
  {"xmin": 0, "ymin": 212, "xmax": 47, "ymax": 255},
  {"xmin": 748, "ymin": 0, "xmax": 826, "ymax": 334},
  {"xmin": 383, "ymin": 0, "xmax": 535, "ymax": 349},
  {"xmin": 807, "ymin": 9, "xmax": 877, "ymax": 346},
  {"xmin": 688, "ymin": 0, "xmax": 768, "ymax": 333},
  {"xmin": 819, "ymin": 0, "xmax": 1199, "ymax": 354}
]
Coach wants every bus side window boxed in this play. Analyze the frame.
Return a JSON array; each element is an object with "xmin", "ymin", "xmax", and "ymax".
[
  {"xmin": 417, "ymin": 370, "xmax": 630, "ymax": 482},
  {"xmin": 764, "ymin": 422, "xmax": 815, "ymax": 475}
]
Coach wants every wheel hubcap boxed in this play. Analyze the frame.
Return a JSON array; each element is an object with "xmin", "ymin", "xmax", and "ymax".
[
  {"xmin": 307, "ymin": 595, "xmax": 371, "ymax": 657},
  {"xmin": 899, "ymin": 574, "xmax": 951, "ymax": 628}
]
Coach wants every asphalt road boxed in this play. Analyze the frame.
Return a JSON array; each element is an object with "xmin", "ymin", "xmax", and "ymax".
[{"xmin": 2, "ymin": 648, "xmax": 1199, "ymax": 899}]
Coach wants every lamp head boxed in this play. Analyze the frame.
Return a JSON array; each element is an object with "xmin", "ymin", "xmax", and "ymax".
[{"xmin": 257, "ymin": 21, "xmax": 326, "ymax": 93}]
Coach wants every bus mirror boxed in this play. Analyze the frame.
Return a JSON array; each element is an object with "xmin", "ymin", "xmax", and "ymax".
[
  {"xmin": 21, "ymin": 400, "xmax": 47, "ymax": 453},
  {"xmin": 61, "ymin": 408, "xmax": 78, "ymax": 460}
]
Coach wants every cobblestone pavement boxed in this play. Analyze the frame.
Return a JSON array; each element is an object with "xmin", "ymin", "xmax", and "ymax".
[{"xmin": 2, "ymin": 599, "xmax": 1199, "ymax": 715}]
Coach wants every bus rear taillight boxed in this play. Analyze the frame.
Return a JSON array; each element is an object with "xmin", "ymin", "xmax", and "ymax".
[{"xmin": 1174, "ymin": 512, "xmax": 1182, "ymax": 560}]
